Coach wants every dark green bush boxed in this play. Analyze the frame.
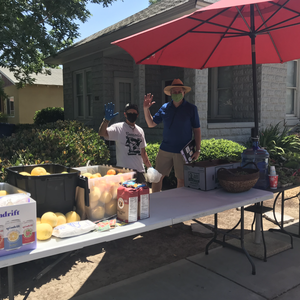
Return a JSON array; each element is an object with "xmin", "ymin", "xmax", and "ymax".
[
  {"xmin": 0, "ymin": 120, "xmax": 110, "ymax": 182},
  {"xmin": 33, "ymin": 107, "xmax": 64, "ymax": 125}
]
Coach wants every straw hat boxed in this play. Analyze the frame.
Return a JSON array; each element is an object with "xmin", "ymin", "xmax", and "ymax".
[{"xmin": 163, "ymin": 79, "xmax": 191, "ymax": 96}]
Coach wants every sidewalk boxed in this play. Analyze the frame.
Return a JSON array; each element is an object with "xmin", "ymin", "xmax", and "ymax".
[{"xmin": 72, "ymin": 222, "xmax": 300, "ymax": 300}]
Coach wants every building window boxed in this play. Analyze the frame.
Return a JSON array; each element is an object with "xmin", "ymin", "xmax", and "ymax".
[
  {"xmin": 5, "ymin": 96, "xmax": 14, "ymax": 117},
  {"xmin": 74, "ymin": 69, "xmax": 92, "ymax": 118},
  {"xmin": 208, "ymin": 67, "xmax": 233, "ymax": 122},
  {"xmin": 114, "ymin": 78, "xmax": 133, "ymax": 122},
  {"xmin": 286, "ymin": 60, "xmax": 297, "ymax": 115}
]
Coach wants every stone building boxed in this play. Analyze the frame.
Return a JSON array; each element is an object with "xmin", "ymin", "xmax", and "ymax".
[{"xmin": 45, "ymin": 0, "xmax": 299, "ymax": 145}]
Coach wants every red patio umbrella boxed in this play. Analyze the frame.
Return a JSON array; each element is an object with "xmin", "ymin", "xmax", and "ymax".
[{"xmin": 112, "ymin": 0, "xmax": 300, "ymax": 138}]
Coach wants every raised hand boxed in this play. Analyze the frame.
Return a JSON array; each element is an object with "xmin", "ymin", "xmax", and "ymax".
[
  {"xmin": 104, "ymin": 102, "xmax": 119, "ymax": 121},
  {"xmin": 143, "ymin": 93, "xmax": 155, "ymax": 109}
]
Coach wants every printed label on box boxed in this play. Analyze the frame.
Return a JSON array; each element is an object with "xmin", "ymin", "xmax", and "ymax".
[{"xmin": 0, "ymin": 198, "xmax": 37, "ymax": 257}]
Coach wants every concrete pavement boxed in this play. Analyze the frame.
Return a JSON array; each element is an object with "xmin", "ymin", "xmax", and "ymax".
[{"xmin": 72, "ymin": 222, "xmax": 300, "ymax": 300}]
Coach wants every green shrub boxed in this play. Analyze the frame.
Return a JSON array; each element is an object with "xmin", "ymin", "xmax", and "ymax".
[
  {"xmin": 33, "ymin": 107, "xmax": 64, "ymax": 125},
  {"xmin": 244, "ymin": 122, "xmax": 300, "ymax": 159},
  {"xmin": 0, "ymin": 120, "xmax": 110, "ymax": 182},
  {"xmin": 198, "ymin": 139, "xmax": 245, "ymax": 162},
  {"xmin": 145, "ymin": 142, "xmax": 160, "ymax": 169},
  {"xmin": 146, "ymin": 138, "xmax": 245, "ymax": 189}
]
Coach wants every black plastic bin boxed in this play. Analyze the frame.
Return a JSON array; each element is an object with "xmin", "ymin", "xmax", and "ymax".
[{"xmin": 6, "ymin": 164, "xmax": 88, "ymax": 217}]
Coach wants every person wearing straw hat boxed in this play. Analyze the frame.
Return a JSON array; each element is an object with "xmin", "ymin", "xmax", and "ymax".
[{"xmin": 143, "ymin": 79, "xmax": 201, "ymax": 193}]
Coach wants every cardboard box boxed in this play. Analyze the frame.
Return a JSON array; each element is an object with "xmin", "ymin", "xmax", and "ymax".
[
  {"xmin": 0, "ymin": 182, "xmax": 30, "ymax": 196},
  {"xmin": 138, "ymin": 186, "xmax": 150, "ymax": 220},
  {"xmin": 184, "ymin": 160, "xmax": 241, "ymax": 190},
  {"xmin": 74, "ymin": 165, "xmax": 136, "ymax": 221},
  {"xmin": 0, "ymin": 196, "xmax": 36, "ymax": 257},
  {"xmin": 117, "ymin": 186, "xmax": 138, "ymax": 223}
]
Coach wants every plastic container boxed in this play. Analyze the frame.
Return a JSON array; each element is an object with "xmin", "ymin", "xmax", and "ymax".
[
  {"xmin": 6, "ymin": 164, "xmax": 86, "ymax": 217},
  {"xmin": 241, "ymin": 148, "xmax": 269, "ymax": 189},
  {"xmin": 74, "ymin": 165, "xmax": 136, "ymax": 221}
]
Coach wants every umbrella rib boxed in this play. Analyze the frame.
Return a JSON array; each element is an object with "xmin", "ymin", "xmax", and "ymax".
[
  {"xmin": 256, "ymin": 0, "xmax": 299, "ymax": 32},
  {"xmin": 200, "ymin": 9, "xmax": 241, "ymax": 69},
  {"xmin": 260, "ymin": 20, "xmax": 300, "ymax": 33},
  {"xmin": 255, "ymin": 4, "xmax": 283, "ymax": 63},
  {"xmin": 188, "ymin": 16, "xmax": 248, "ymax": 34},
  {"xmin": 136, "ymin": 7, "xmax": 241, "ymax": 64},
  {"xmin": 259, "ymin": 15, "xmax": 300, "ymax": 33}
]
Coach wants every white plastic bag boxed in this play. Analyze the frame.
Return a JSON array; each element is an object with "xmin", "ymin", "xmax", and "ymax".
[
  {"xmin": 52, "ymin": 220, "xmax": 97, "ymax": 238},
  {"xmin": 146, "ymin": 167, "xmax": 162, "ymax": 183}
]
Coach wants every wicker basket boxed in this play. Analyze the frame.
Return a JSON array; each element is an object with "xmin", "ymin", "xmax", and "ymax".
[{"xmin": 217, "ymin": 162, "xmax": 259, "ymax": 193}]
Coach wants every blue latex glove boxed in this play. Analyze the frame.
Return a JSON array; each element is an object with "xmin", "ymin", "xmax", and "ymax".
[{"xmin": 104, "ymin": 102, "xmax": 119, "ymax": 121}]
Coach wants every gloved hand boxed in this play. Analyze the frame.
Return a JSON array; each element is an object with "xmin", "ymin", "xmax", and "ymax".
[{"xmin": 104, "ymin": 102, "xmax": 119, "ymax": 121}]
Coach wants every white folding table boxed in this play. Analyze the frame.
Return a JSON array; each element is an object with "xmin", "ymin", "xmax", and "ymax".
[{"xmin": 0, "ymin": 187, "xmax": 273, "ymax": 300}]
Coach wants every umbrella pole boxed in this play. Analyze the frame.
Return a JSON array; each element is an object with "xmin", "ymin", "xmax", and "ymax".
[{"xmin": 251, "ymin": 5, "xmax": 259, "ymax": 146}]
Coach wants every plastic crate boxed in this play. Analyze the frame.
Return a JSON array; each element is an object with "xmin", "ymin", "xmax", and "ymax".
[
  {"xmin": 74, "ymin": 165, "xmax": 136, "ymax": 221},
  {"xmin": 6, "ymin": 164, "xmax": 86, "ymax": 217}
]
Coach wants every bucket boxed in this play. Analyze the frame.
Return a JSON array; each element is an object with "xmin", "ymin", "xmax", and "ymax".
[{"xmin": 241, "ymin": 148, "xmax": 269, "ymax": 189}]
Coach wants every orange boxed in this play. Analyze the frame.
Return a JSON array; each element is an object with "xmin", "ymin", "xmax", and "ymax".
[{"xmin": 106, "ymin": 169, "xmax": 116, "ymax": 175}]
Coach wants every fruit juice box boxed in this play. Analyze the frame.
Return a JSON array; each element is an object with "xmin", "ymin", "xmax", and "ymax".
[{"xmin": 0, "ymin": 196, "xmax": 36, "ymax": 257}]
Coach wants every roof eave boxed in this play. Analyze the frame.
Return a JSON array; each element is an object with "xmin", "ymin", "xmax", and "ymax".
[{"xmin": 45, "ymin": 1, "xmax": 203, "ymax": 65}]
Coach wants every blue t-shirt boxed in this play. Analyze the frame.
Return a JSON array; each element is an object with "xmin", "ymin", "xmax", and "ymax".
[{"xmin": 152, "ymin": 99, "xmax": 200, "ymax": 153}]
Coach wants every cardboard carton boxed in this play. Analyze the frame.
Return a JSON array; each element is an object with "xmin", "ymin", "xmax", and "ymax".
[
  {"xmin": 184, "ymin": 160, "xmax": 241, "ymax": 190},
  {"xmin": 138, "ymin": 186, "xmax": 150, "ymax": 220},
  {"xmin": 117, "ymin": 186, "xmax": 138, "ymax": 223},
  {"xmin": 0, "ymin": 196, "xmax": 36, "ymax": 257}
]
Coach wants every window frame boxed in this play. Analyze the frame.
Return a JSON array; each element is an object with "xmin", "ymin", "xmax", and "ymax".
[
  {"xmin": 114, "ymin": 77, "xmax": 133, "ymax": 122},
  {"xmin": 208, "ymin": 67, "xmax": 233, "ymax": 122},
  {"xmin": 73, "ymin": 69, "xmax": 93, "ymax": 119},
  {"xmin": 286, "ymin": 60, "xmax": 298, "ymax": 117},
  {"xmin": 4, "ymin": 96, "xmax": 14, "ymax": 117}
]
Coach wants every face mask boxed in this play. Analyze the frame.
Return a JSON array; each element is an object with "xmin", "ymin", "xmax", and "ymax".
[
  {"xmin": 126, "ymin": 113, "xmax": 138, "ymax": 123},
  {"xmin": 172, "ymin": 93, "xmax": 184, "ymax": 102}
]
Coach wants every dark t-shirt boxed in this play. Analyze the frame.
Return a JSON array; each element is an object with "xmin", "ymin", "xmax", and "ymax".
[{"xmin": 152, "ymin": 99, "xmax": 200, "ymax": 153}]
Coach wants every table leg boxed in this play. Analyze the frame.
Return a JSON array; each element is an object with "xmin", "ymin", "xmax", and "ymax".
[
  {"xmin": 241, "ymin": 207, "xmax": 256, "ymax": 275},
  {"xmin": 8, "ymin": 266, "xmax": 14, "ymax": 300},
  {"xmin": 269, "ymin": 191, "xmax": 293, "ymax": 248},
  {"xmin": 205, "ymin": 213, "xmax": 218, "ymax": 255}
]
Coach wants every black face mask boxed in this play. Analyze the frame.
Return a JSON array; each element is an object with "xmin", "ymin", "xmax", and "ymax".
[{"xmin": 126, "ymin": 113, "xmax": 138, "ymax": 123}]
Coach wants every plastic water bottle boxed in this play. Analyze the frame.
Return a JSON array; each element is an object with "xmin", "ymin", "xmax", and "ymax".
[{"xmin": 241, "ymin": 147, "xmax": 270, "ymax": 190}]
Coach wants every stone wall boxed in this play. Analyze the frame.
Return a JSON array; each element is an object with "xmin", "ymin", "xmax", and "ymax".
[
  {"xmin": 63, "ymin": 54, "xmax": 290, "ymax": 146},
  {"xmin": 260, "ymin": 63, "xmax": 287, "ymax": 129}
]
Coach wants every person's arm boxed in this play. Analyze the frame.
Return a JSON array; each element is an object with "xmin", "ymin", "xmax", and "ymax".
[
  {"xmin": 191, "ymin": 127, "xmax": 201, "ymax": 161},
  {"xmin": 98, "ymin": 118, "xmax": 110, "ymax": 139},
  {"xmin": 98, "ymin": 102, "xmax": 119, "ymax": 139},
  {"xmin": 141, "ymin": 148, "xmax": 152, "ymax": 169},
  {"xmin": 143, "ymin": 93, "xmax": 157, "ymax": 128}
]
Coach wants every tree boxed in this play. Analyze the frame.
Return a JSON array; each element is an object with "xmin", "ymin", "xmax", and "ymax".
[{"xmin": 0, "ymin": 0, "xmax": 117, "ymax": 89}]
